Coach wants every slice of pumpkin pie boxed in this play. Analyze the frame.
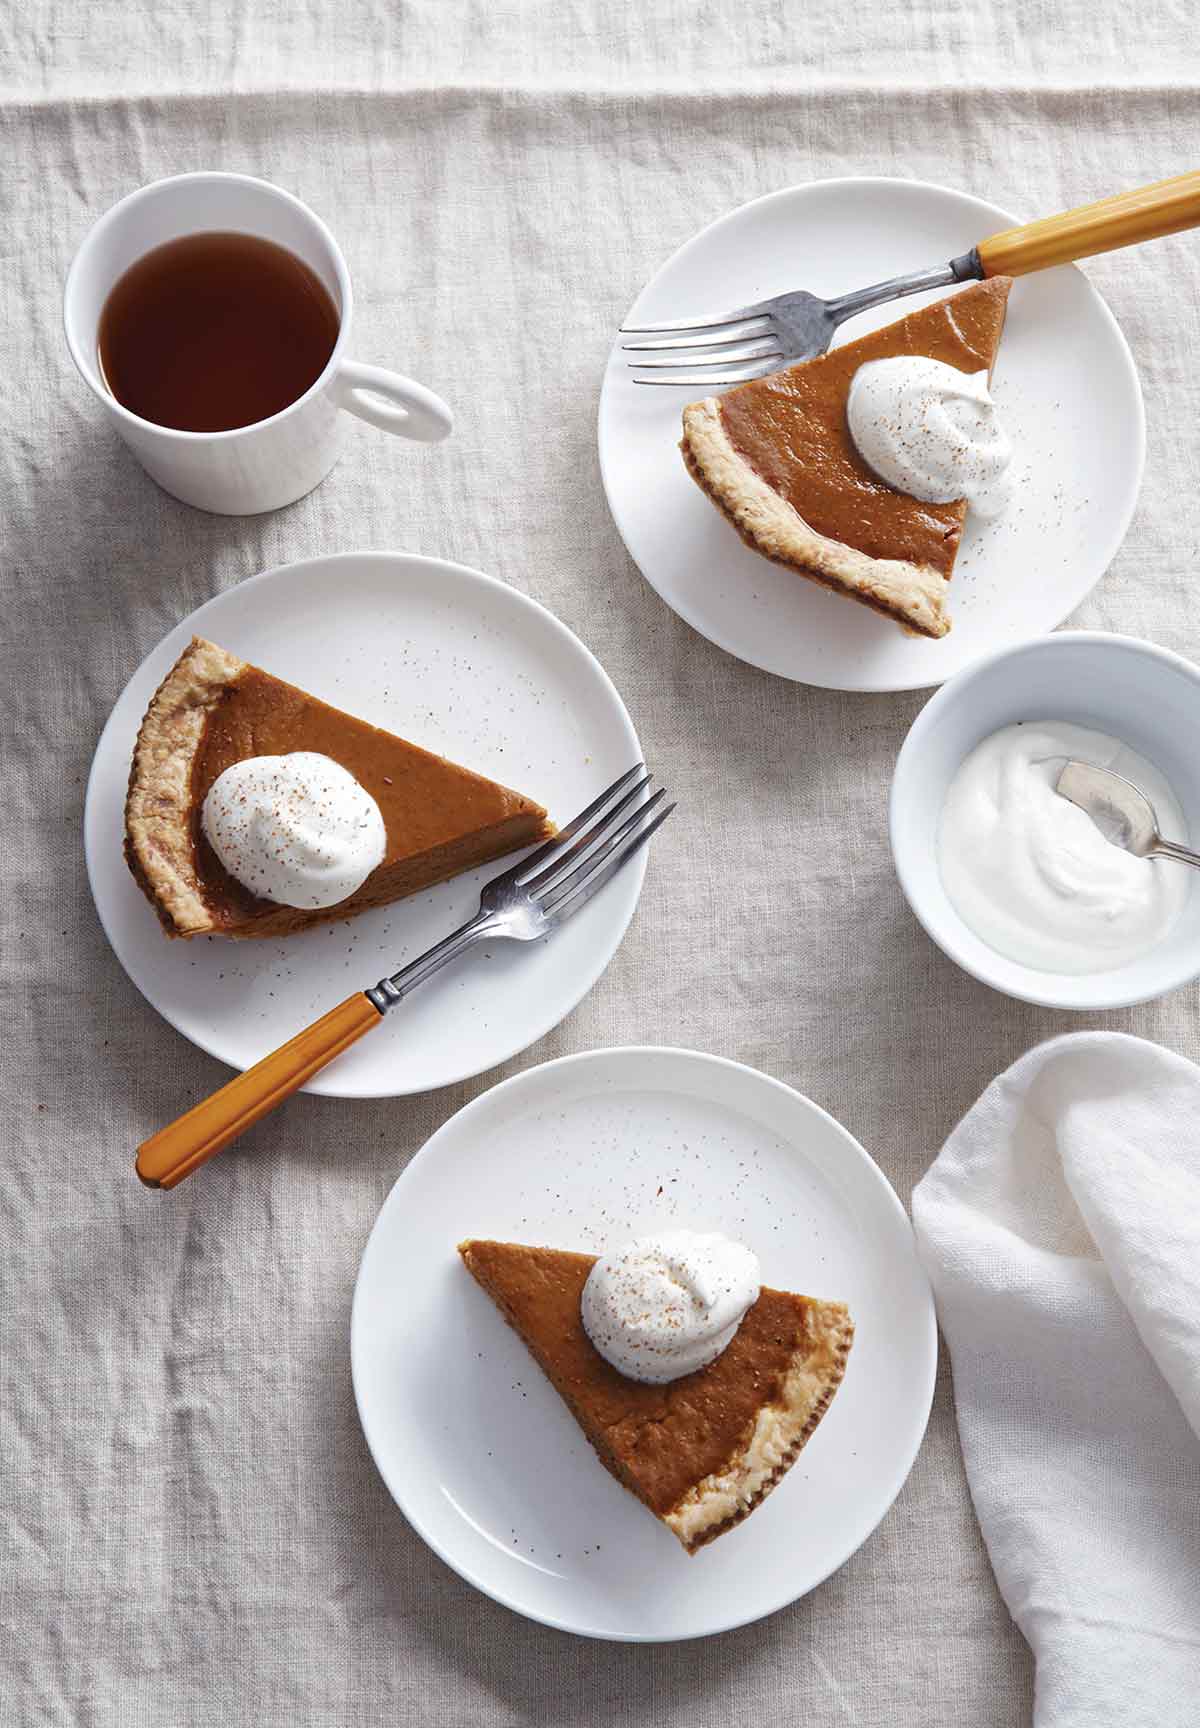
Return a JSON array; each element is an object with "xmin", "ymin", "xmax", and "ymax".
[
  {"xmin": 124, "ymin": 637, "xmax": 554, "ymax": 939},
  {"xmin": 681, "ymin": 278, "xmax": 1012, "ymax": 639},
  {"xmin": 459, "ymin": 1236, "xmax": 853, "ymax": 1552}
]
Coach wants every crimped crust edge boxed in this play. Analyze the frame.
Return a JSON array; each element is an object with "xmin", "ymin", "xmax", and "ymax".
[
  {"xmin": 664, "ymin": 1300, "xmax": 855, "ymax": 1553},
  {"xmin": 123, "ymin": 636, "xmax": 244, "ymax": 937},
  {"xmin": 681, "ymin": 397, "xmax": 951, "ymax": 640}
]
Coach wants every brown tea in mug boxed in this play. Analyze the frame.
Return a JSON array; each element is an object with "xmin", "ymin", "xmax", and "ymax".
[{"xmin": 98, "ymin": 232, "xmax": 340, "ymax": 432}]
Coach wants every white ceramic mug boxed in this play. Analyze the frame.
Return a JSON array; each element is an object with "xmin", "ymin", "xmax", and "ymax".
[{"xmin": 64, "ymin": 172, "xmax": 453, "ymax": 515}]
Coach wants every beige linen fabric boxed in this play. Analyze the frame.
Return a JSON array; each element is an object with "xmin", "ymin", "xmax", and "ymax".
[{"xmin": 3, "ymin": 4, "xmax": 1200, "ymax": 1723}]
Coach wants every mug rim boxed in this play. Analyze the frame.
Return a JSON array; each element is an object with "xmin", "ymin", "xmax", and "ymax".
[{"xmin": 63, "ymin": 170, "xmax": 355, "ymax": 444}]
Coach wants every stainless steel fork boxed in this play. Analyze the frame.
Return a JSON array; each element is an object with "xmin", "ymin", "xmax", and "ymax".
[
  {"xmin": 136, "ymin": 764, "xmax": 672, "ymax": 1189},
  {"xmin": 623, "ymin": 253, "xmax": 983, "ymax": 386},
  {"xmin": 621, "ymin": 171, "xmax": 1200, "ymax": 385}
]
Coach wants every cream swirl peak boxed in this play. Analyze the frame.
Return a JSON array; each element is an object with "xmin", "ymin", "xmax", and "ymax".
[
  {"xmin": 847, "ymin": 356, "xmax": 1013, "ymax": 520},
  {"xmin": 200, "ymin": 751, "xmax": 387, "ymax": 909},
  {"xmin": 580, "ymin": 1231, "xmax": 761, "ymax": 1384}
]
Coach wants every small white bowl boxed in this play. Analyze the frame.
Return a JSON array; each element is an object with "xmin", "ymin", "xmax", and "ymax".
[{"xmin": 889, "ymin": 632, "xmax": 1200, "ymax": 1010}]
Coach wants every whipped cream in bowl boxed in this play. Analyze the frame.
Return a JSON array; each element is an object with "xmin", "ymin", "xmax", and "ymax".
[
  {"xmin": 847, "ymin": 356, "xmax": 1012, "ymax": 519},
  {"xmin": 937, "ymin": 721, "xmax": 1189, "ymax": 976},
  {"xmin": 581, "ymin": 1230, "xmax": 760, "ymax": 1384},
  {"xmin": 889, "ymin": 632, "xmax": 1200, "ymax": 1011},
  {"xmin": 201, "ymin": 751, "xmax": 387, "ymax": 909}
]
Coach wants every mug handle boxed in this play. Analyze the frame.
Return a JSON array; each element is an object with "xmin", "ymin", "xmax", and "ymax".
[{"xmin": 334, "ymin": 360, "xmax": 453, "ymax": 442}]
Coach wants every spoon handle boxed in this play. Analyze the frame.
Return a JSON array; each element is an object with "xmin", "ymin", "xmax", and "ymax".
[{"xmin": 1151, "ymin": 836, "xmax": 1200, "ymax": 871}]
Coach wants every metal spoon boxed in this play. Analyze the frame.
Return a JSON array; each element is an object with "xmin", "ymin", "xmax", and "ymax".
[{"xmin": 1056, "ymin": 760, "xmax": 1200, "ymax": 869}]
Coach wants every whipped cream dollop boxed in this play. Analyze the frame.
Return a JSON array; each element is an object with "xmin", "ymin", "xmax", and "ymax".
[
  {"xmin": 201, "ymin": 751, "xmax": 387, "ymax": 909},
  {"xmin": 581, "ymin": 1231, "xmax": 761, "ymax": 1384},
  {"xmin": 847, "ymin": 357, "xmax": 1013, "ymax": 519},
  {"xmin": 937, "ymin": 721, "xmax": 1190, "ymax": 974}
]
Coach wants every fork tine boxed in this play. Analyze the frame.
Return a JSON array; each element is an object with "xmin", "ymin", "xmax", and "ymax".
[
  {"xmin": 544, "ymin": 801, "xmax": 675, "ymax": 919},
  {"xmin": 630, "ymin": 359, "xmax": 782, "ymax": 387},
  {"xmin": 629, "ymin": 343, "xmax": 782, "ymax": 371},
  {"xmin": 620, "ymin": 303, "xmax": 768, "ymax": 335},
  {"xmin": 620, "ymin": 321, "xmax": 772, "ymax": 352},
  {"xmin": 540, "ymin": 788, "xmax": 669, "ymax": 910},
  {"xmin": 506, "ymin": 763, "xmax": 646, "ymax": 885},
  {"xmin": 522, "ymin": 775, "xmax": 656, "ymax": 894}
]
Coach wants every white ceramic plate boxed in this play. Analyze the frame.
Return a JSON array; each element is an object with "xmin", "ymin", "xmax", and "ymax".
[
  {"xmin": 351, "ymin": 1047, "xmax": 936, "ymax": 1640},
  {"xmin": 84, "ymin": 552, "xmax": 644, "ymax": 1098},
  {"xmin": 599, "ymin": 177, "xmax": 1145, "ymax": 692}
]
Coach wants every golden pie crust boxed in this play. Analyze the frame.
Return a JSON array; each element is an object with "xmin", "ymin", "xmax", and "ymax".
[
  {"xmin": 458, "ymin": 1237, "xmax": 854, "ymax": 1552},
  {"xmin": 680, "ymin": 278, "xmax": 1012, "ymax": 639},
  {"xmin": 124, "ymin": 637, "xmax": 555, "ymax": 939}
]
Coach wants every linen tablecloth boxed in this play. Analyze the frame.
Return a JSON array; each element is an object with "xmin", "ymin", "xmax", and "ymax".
[{"xmin": 4, "ymin": 4, "xmax": 1199, "ymax": 1722}]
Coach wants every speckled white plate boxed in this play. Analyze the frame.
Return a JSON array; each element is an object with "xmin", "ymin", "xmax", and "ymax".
[
  {"xmin": 84, "ymin": 552, "xmax": 644, "ymax": 1097},
  {"xmin": 599, "ymin": 176, "xmax": 1145, "ymax": 691},
  {"xmin": 351, "ymin": 1047, "xmax": 937, "ymax": 1640}
]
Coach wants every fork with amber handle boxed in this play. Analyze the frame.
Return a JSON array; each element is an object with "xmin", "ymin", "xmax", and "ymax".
[
  {"xmin": 623, "ymin": 170, "xmax": 1200, "ymax": 383},
  {"xmin": 136, "ymin": 765, "xmax": 672, "ymax": 1189}
]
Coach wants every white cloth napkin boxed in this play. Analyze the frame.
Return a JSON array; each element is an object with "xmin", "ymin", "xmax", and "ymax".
[{"xmin": 912, "ymin": 1033, "xmax": 1200, "ymax": 1727}]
